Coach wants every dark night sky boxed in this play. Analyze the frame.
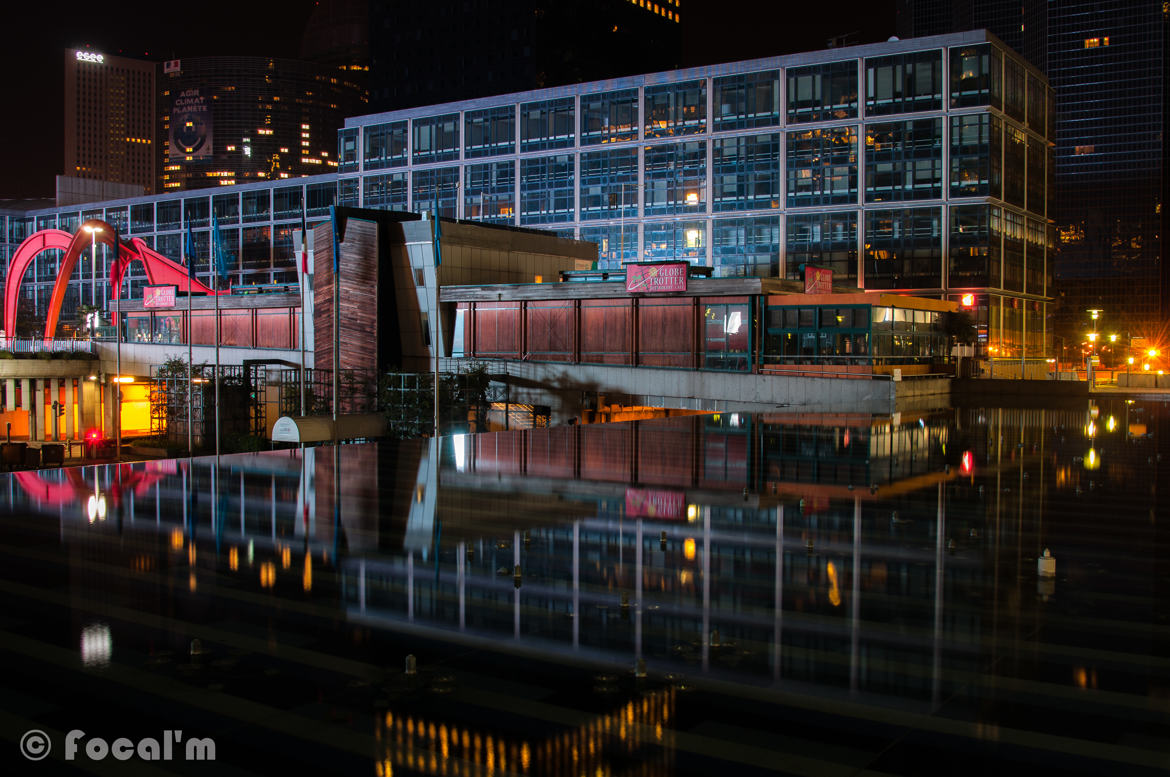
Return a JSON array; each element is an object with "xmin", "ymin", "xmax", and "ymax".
[{"xmin": 1, "ymin": 0, "xmax": 895, "ymax": 199}]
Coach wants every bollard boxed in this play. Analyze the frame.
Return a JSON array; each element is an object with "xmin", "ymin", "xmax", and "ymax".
[
  {"xmin": 1037, "ymin": 548, "xmax": 1056, "ymax": 578},
  {"xmin": 659, "ymin": 531, "xmax": 667, "ymax": 551},
  {"xmin": 405, "ymin": 654, "xmax": 417, "ymax": 675},
  {"xmin": 710, "ymin": 629, "xmax": 721, "ymax": 648},
  {"xmin": 635, "ymin": 658, "xmax": 646, "ymax": 679}
]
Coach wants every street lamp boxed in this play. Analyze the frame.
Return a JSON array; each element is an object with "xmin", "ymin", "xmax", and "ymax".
[{"xmin": 82, "ymin": 224, "xmax": 103, "ymax": 309}]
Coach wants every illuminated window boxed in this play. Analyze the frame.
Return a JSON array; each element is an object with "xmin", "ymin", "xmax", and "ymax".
[{"xmin": 1084, "ymin": 37, "xmax": 1100, "ymax": 48}]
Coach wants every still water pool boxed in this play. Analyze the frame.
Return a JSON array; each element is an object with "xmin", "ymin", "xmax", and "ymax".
[{"xmin": 0, "ymin": 401, "xmax": 1167, "ymax": 775}]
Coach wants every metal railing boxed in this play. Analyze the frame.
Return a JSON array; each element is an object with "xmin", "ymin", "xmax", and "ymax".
[{"xmin": 0, "ymin": 337, "xmax": 96, "ymax": 357}]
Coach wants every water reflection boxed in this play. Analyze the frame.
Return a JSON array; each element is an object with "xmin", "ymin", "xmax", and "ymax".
[{"xmin": 1, "ymin": 399, "xmax": 1167, "ymax": 774}]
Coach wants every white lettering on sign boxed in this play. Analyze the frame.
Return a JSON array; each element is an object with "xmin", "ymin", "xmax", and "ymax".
[{"xmin": 75, "ymin": 51, "xmax": 104, "ymax": 64}]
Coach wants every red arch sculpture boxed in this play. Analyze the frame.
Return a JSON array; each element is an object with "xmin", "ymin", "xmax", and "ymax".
[
  {"xmin": 3, "ymin": 219, "xmax": 218, "ymax": 342},
  {"xmin": 14, "ymin": 463, "xmax": 170, "ymax": 508}
]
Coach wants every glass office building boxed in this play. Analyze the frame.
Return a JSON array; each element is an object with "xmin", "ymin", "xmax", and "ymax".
[
  {"xmin": 341, "ymin": 30, "xmax": 1053, "ymax": 356},
  {"xmin": 1, "ymin": 31, "xmax": 1050, "ymax": 356},
  {"xmin": 0, "ymin": 175, "xmax": 337, "ymax": 331},
  {"xmin": 897, "ymin": 0, "xmax": 1167, "ymax": 348}
]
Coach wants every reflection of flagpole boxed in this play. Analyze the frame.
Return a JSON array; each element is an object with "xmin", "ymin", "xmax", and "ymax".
[
  {"xmin": 184, "ymin": 227, "xmax": 193, "ymax": 456},
  {"xmin": 213, "ymin": 222, "xmax": 221, "ymax": 459}
]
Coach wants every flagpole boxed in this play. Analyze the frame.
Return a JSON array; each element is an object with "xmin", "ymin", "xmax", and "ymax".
[
  {"xmin": 184, "ymin": 227, "xmax": 193, "ymax": 456},
  {"xmin": 113, "ymin": 228, "xmax": 121, "ymax": 462},
  {"xmin": 432, "ymin": 215, "xmax": 440, "ymax": 436},
  {"xmin": 329, "ymin": 206, "xmax": 339, "ymax": 437},
  {"xmin": 299, "ymin": 216, "xmax": 307, "ymax": 417},
  {"xmin": 213, "ymin": 219, "xmax": 221, "ymax": 459}
]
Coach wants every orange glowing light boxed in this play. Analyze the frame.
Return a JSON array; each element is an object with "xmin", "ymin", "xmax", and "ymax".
[{"xmin": 826, "ymin": 561, "xmax": 842, "ymax": 607}]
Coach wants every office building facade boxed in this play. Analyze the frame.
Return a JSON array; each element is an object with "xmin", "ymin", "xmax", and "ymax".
[
  {"xmin": 159, "ymin": 57, "xmax": 368, "ymax": 193},
  {"xmin": 342, "ymin": 30, "xmax": 1053, "ymax": 357},
  {"xmin": 6, "ymin": 31, "xmax": 1049, "ymax": 357},
  {"xmin": 897, "ymin": 0, "xmax": 1168, "ymax": 343},
  {"xmin": 0, "ymin": 175, "xmax": 338, "ymax": 334},
  {"xmin": 64, "ymin": 49, "xmax": 158, "ymax": 195}
]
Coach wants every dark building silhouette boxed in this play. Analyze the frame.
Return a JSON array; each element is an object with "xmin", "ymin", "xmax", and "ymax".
[
  {"xmin": 897, "ymin": 0, "xmax": 1168, "ymax": 346},
  {"xmin": 159, "ymin": 56, "xmax": 368, "ymax": 192},
  {"xmin": 368, "ymin": 0, "xmax": 682, "ymax": 112}
]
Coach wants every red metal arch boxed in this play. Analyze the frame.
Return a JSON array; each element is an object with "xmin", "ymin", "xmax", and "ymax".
[{"xmin": 3, "ymin": 219, "xmax": 217, "ymax": 342}]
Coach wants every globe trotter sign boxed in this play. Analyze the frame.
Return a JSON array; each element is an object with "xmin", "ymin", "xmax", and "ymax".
[{"xmin": 626, "ymin": 261, "xmax": 688, "ymax": 294}]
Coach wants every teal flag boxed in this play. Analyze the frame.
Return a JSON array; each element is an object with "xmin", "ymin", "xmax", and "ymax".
[{"xmin": 211, "ymin": 213, "xmax": 234, "ymax": 283}]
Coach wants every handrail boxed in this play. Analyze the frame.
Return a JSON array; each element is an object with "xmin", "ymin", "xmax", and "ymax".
[{"xmin": 0, "ymin": 337, "xmax": 96, "ymax": 356}]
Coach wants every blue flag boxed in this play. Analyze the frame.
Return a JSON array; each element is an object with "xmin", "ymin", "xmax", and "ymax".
[
  {"xmin": 432, "ymin": 214, "xmax": 442, "ymax": 267},
  {"xmin": 211, "ymin": 213, "xmax": 234, "ymax": 283},
  {"xmin": 185, "ymin": 222, "xmax": 196, "ymax": 280}
]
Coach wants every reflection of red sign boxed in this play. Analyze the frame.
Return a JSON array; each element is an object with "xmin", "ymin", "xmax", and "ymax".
[
  {"xmin": 626, "ymin": 262, "xmax": 688, "ymax": 294},
  {"xmin": 625, "ymin": 488, "xmax": 685, "ymax": 519},
  {"xmin": 144, "ymin": 285, "xmax": 177, "ymax": 309},
  {"xmin": 804, "ymin": 266, "xmax": 833, "ymax": 295}
]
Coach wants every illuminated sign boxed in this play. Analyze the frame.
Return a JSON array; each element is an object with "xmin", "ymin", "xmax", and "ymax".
[
  {"xmin": 804, "ymin": 265, "xmax": 833, "ymax": 295},
  {"xmin": 163, "ymin": 59, "xmax": 181, "ymax": 74},
  {"xmin": 626, "ymin": 262, "xmax": 688, "ymax": 294},
  {"xmin": 75, "ymin": 51, "xmax": 104, "ymax": 64},
  {"xmin": 960, "ymin": 293, "xmax": 975, "ymax": 307},
  {"xmin": 169, "ymin": 88, "xmax": 213, "ymax": 161},
  {"xmin": 143, "ymin": 285, "xmax": 177, "ymax": 309}
]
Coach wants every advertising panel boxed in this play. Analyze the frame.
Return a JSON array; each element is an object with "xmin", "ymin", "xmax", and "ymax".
[
  {"xmin": 143, "ymin": 285, "xmax": 177, "ymax": 309},
  {"xmin": 624, "ymin": 488, "xmax": 685, "ymax": 519},
  {"xmin": 169, "ymin": 87, "xmax": 212, "ymax": 160},
  {"xmin": 804, "ymin": 265, "xmax": 833, "ymax": 295},
  {"xmin": 626, "ymin": 262, "xmax": 688, "ymax": 294}
]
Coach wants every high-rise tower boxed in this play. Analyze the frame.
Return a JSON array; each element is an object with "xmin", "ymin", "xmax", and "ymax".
[{"xmin": 63, "ymin": 49, "xmax": 158, "ymax": 195}]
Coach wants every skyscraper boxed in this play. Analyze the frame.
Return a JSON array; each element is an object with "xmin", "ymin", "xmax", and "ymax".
[
  {"xmin": 367, "ymin": 0, "xmax": 682, "ymax": 112},
  {"xmin": 158, "ymin": 56, "xmax": 368, "ymax": 192},
  {"xmin": 63, "ymin": 49, "xmax": 158, "ymax": 195},
  {"xmin": 896, "ymin": 0, "xmax": 1168, "ymax": 342}
]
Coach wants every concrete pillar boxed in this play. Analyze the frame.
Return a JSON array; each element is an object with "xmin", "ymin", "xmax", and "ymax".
[
  {"xmin": 4, "ymin": 379, "xmax": 14, "ymax": 411},
  {"xmin": 50, "ymin": 378, "xmax": 60, "ymax": 440},
  {"xmin": 64, "ymin": 379, "xmax": 75, "ymax": 440},
  {"xmin": 34, "ymin": 378, "xmax": 45, "ymax": 442}
]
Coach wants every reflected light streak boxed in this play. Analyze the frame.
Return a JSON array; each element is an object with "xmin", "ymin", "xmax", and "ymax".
[
  {"xmin": 80, "ymin": 623, "xmax": 111, "ymax": 668},
  {"xmin": 826, "ymin": 561, "xmax": 842, "ymax": 607}
]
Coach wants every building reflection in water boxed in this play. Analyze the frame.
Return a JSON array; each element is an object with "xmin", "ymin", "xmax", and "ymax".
[
  {"xmin": 1, "ymin": 398, "xmax": 1165, "ymax": 775},
  {"xmin": 375, "ymin": 688, "xmax": 675, "ymax": 777}
]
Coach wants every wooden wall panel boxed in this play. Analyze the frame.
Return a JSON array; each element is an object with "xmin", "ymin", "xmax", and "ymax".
[
  {"xmin": 256, "ymin": 310, "xmax": 293, "ymax": 350},
  {"xmin": 580, "ymin": 299, "xmax": 631, "ymax": 365},
  {"xmin": 473, "ymin": 430, "xmax": 524, "ymax": 474},
  {"xmin": 579, "ymin": 424, "xmax": 632, "ymax": 482},
  {"xmin": 473, "ymin": 302, "xmax": 520, "ymax": 358},
  {"xmin": 638, "ymin": 298, "xmax": 693, "ymax": 368},
  {"xmin": 219, "ymin": 310, "xmax": 251, "ymax": 347},
  {"xmin": 314, "ymin": 219, "xmax": 380, "ymax": 374},
  {"xmin": 525, "ymin": 426, "xmax": 576, "ymax": 479},
  {"xmin": 525, "ymin": 301, "xmax": 574, "ymax": 362},
  {"xmin": 637, "ymin": 421, "xmax": 695, "ymax": 487}
]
